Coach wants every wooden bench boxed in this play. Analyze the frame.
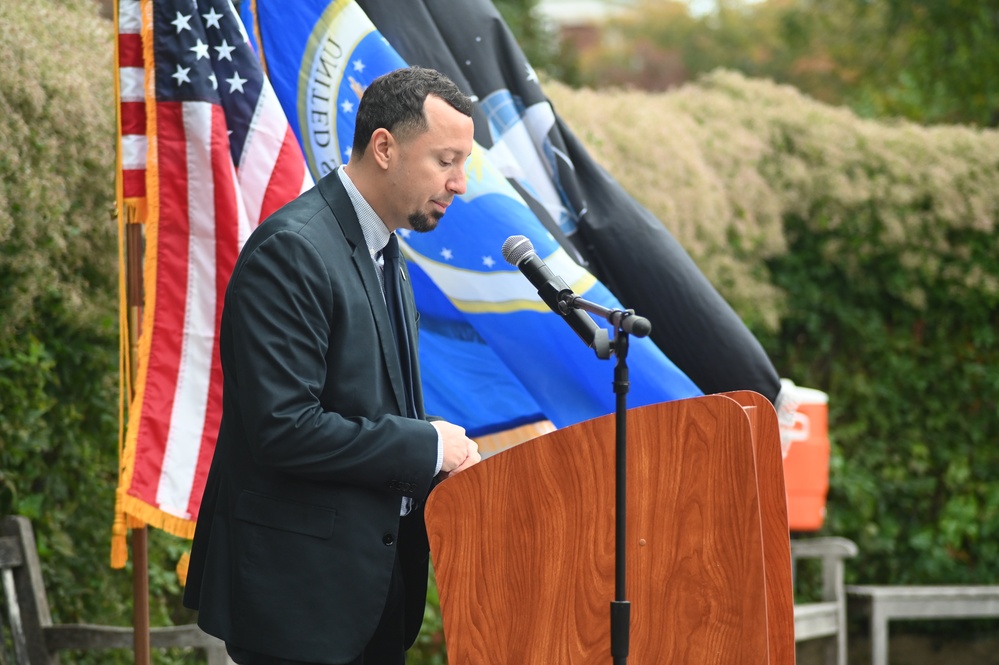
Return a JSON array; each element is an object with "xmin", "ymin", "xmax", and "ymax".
[
  {"xmin": 1, "ymin": 515, "xmax": 230, "ymax": 665},
  {"xmin": 846, "ymin": 584, "xmax": 999, "ymax": 665},
  {"xmin": 791, "ymin": 537, "xmax": 859, "ymax": 665}
]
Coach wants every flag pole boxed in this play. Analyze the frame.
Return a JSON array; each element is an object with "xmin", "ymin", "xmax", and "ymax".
[
  {"xmin": 115, "ymin": 0, "xmax": 152, "ymax": 656},
  {"xmin": 126, "ymin": 221, "xmax": 152, "ymax": 665},
  {"xmin": 132, "ymin": 528, "xmax": 151, "ymax": 665}
]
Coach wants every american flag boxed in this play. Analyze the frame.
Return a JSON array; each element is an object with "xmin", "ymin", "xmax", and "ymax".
[
  {"xmin": 117, "ymin": 0, "xmax": 147, "ymax": 222},
  {"xmin": 113, "ymin": 0, "xmax": 310, "ymax": 564}
]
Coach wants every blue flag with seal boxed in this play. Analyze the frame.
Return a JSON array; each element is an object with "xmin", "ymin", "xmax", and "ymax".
[
  {"xmin": 355, "ymin": 0, "xmax": 784, "ymax": 408},
  {"xmin": 240, "ymin": 0, "xmax": 702, "ymax": 438}
]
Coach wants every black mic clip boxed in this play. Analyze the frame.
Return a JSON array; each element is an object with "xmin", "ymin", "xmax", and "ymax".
[
  {"xmin": 558, "ymin": 293, "xmax": 651, "ymax": 360},
  {"xmin": 559, "ymin": 290, "xmax": 612, "ymax": 359}
]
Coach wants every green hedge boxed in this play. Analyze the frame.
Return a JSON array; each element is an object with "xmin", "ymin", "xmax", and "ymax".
[
  {"xmin": 1, "ymin": 0, "xmax": 119, "ymax": 615},
  {"xmin": 0, "ymin": 1, "xmax": 195, "ymax": 661}
]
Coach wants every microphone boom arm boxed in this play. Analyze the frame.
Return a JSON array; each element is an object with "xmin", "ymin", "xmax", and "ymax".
[{"xmin": 559, "ymin": 294, "xmax": 652, "ymax": 340}]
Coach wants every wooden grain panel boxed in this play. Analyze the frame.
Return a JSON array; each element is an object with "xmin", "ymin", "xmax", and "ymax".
[
  {"xmin": 426, "ymin": 395, "xmax": 769, "ymax": 664},
  {"xmin": 723, "ymin": 391, "xmax": 796, "ymax": 665}
]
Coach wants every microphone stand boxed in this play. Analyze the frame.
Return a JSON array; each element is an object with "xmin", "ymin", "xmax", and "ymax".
[{"xmin": 559, "ymin": 293, "xmax": 651, "ymax": 665}]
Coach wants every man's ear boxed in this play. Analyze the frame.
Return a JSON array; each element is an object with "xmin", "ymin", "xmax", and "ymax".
[{"xmin": 369, "ymin": 128, "xmax": 394, "ymax": 170}]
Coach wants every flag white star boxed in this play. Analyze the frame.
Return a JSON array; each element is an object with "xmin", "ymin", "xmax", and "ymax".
[
  {"xmin": 397, "ymin": 229, "xmax": 412, "ymax": 239},
  {"xmin": 215, "ymin": 39, "xmax": 236, "ymax": 62},
  {"xmin": 352, "ymin": 59, "xmax": 365, "ymax": 73},
  {"xmin": 343, "ymin": 147, "xmax": 352, "ymax": 161},
  {"xmin": 340, "ymin": 100, "xmax": 354, "ymax": 114},
  {"xmin": 190, "ymin": 39, "xmax": 209, "ymax": 60},
  {"xmin": 203, "ymin": 7, "xmax": 223, "ymax": 29},
  {"xmin": 171, "ymin": 64, "xmax": 191, "ymax": 85},
  {"xmin": 208, "ymin": 73, "xmax": 218, "ymax": 90},
  {"xmin": 440, "ymin": 248, "xmax": 453, "ymax": 261},
  {"xmin": 226, "ymin": 72, "xmax": 247, "ymax": 93},
  {"xmin": 482, "ymin": 256, "xmax": 496, "ymax": 268},
  {"xmin": 171, "ymin": 12, "xmax": 192, "ymax": 33},
  {"xmin": 525, "ymin": 62, "xmax": 539, "ymax": 84}
]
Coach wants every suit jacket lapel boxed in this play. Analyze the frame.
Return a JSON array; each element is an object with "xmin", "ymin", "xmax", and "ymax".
[
  {"xmin": 396, "ymin": 251, "xmax": 425, "ymax": 417},
  {"xmin": 317, "ymin": 173, "xmax": 409, "ymax": 417}
]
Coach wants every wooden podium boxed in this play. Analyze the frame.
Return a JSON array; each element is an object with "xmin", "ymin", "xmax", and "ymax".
[{"xmin": 425, "ymin": 392, "xmax": 794, "ymax": 664}]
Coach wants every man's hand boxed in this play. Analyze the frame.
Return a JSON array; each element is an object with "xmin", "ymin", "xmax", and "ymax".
[{"xmin": 432, "ymin": 420, "xmax": 482, "ymax": 476}]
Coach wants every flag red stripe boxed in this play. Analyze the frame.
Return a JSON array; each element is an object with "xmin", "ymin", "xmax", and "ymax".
[
  {"xmin": 130, "ymin": 101, "xmax": 190, "ymax": 504},
  {"xmin": 118, "ymin": 33, "xmax": 143, "ymax": 68},
  {"xmin": 121, "ymin": 101, "xmax": 146, "ymax": 135},
  {"xmin": 122, "ymin": 169, "xmax": 146, "ymax": 198},
  {"xmin": 259, "ymin": 127, "xmax": 308, "ymax": 221}
]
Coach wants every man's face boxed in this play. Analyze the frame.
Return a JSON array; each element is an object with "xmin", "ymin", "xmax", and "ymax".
[{"xmin": 386, "ymin": 95, "xmax": 474, "ymax": 233}]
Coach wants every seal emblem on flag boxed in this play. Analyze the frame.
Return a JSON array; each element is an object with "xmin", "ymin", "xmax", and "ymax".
[{"xmin": 298, "ymin": 0, "xmax": 406, "ymax": 177}]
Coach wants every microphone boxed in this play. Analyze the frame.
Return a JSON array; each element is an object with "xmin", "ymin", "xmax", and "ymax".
[{"xmin": 502, "ymin": 235, "xmax": 607, "ymax": 352}]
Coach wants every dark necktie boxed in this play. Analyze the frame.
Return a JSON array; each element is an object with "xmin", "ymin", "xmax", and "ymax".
[{"xmin": 382, "ymin": 233, "xmax": 418, "ymax": 418}]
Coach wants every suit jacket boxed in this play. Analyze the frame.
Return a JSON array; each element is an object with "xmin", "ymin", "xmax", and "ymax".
[{"xmin": 183, "ymin": 172, "xmax": 440, "ymax": 663}]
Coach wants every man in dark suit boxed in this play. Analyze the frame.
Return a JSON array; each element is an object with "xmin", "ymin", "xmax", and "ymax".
[{"xmin": 183, "ymin": 67, "xmax": 481, "ymax": 665}]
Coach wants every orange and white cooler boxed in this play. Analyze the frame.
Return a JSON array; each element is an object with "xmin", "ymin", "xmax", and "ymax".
[{"xmin": 778, "ymin": 380, "xmax": 831, "ymax": 532}]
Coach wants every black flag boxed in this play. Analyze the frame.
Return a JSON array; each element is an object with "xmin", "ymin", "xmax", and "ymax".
[{"xmin": 357, "ymin": 0, "xmax": 782, "ymax": 402}]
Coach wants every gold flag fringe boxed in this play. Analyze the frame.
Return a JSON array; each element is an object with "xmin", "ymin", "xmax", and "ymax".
[
  {"xmin": 176, "ymin": 551, "xmax": 190, "ymax": 587},
  {"xmin": 111, "ymin": 489, "xmax": 129, "ymax": 568},
  {"xmin": 120, "ymin": 492, "xmax": 196, "ymax": 540}
]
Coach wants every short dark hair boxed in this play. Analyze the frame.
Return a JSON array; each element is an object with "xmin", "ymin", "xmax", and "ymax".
[{"xmin": 351, "ymin": 66, "xmax": 473, "ymax": 156}]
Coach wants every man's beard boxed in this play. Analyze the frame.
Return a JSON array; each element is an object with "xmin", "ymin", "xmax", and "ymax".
[{"xmin": 408, "ymin": 209, "xmax": 444, "ymax": 233}]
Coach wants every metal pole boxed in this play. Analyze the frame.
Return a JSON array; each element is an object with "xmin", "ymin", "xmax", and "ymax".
[{"xmin": 610, "ymin": 332, "xmax": 631, "ymax": 665}]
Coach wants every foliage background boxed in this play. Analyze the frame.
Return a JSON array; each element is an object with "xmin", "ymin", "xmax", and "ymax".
[
  {"xmin": 573, "ymin": 0, "xmax": 999, "ymax": 128},
  {"xmin": 1, "ymin": 0, "xmax": 199, "ymax": 662},
  {"xmin": 2, "ymin": 0, "xmax": 997, "ymax": 663}
]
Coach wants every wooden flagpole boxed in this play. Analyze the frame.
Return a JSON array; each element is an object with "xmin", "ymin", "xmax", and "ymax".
[
  {"xmin": 115, "ymin": 0, "xmax": 152, "ymax": 658},
  {"xmin": 126, "ymin": 220, "xmax": 152, "ymax": 665}
]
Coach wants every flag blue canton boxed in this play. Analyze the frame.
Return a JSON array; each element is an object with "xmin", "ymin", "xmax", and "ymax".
[{"xmin": 153, "ymin": 0, "xmax": 263, "ymax": 164}]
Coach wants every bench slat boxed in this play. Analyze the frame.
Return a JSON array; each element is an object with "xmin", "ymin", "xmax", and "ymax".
[
  {"xmin": 791, "ymin": 537, "xmax": 859, "ymax": 559},
  {"xmin": 2, "ymin": 515, "xmax": 231, "ymax": 664},
  {"xmin": 847, "ymin": 584, "xmax": 999, "ymax": 665},
  {"xmin": 2, "ymin": 568, "xmax": 29, "ymax": 665},
  {"xmin": 793, "ymin": 601, "xmax": 840, "ymax": 641},
  {"xmin": 0, "ymin": 537, "xmax": 24, "ymax": 568},
  {"xmin": 847, "ymin": 585, "xmax": 999, "ymax": 600},
  {"xmin": 44, "ymin": 624, "xmax": 222, "ymax": 651},
  {"xmin": 847, "ymin": 585, "xmax": 999, "ymax": 618},
  {"xmin": 790, "ymin": 538, "xmax": 859, "ymax": 665}
]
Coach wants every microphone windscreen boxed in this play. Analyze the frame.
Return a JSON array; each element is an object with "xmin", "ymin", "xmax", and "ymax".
[{"xmin": 501, "ymin": 235, "xmax": 535, "ymax": 265}]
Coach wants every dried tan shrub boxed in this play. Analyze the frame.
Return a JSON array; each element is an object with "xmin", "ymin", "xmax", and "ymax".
[{"xmin": 0, "ymin": 0, "xmax": 116, "ymax": 337}]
